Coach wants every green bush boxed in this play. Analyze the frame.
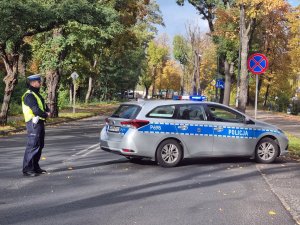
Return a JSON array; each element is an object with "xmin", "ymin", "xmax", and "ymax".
[
  {"xmin": 277, "ymin": 94, "xmax": 290, "ymax": 112},
  {"xmin": 8, "ymin": 103, "xmax": 23, "ymax": 116},
  {"xmin": 58, "ymin": 89, "xmax": 70, "ymax": 109}
]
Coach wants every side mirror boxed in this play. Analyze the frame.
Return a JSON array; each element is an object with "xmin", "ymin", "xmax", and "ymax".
[{"xmin": 245, "ymin": 118, "xmax": 254, "ymax": 124}]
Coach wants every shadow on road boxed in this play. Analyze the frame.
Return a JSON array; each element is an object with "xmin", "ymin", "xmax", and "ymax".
[{"xmin": 3, "ymin": 156, "xmax": 299, "ymax": 225}]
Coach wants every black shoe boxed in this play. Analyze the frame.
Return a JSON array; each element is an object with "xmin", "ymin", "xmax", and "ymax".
[
  {"xmin": 23, "ymin": 171, "xmax": 39, "ymax": 177},
  {"xmin": 35, "ymin": 168, "xmax": 47, "ymax": 174}
]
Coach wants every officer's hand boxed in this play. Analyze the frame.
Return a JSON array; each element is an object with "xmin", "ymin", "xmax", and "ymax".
[{"xmin": 47, "ymin": 112, "xmax": 51, "ymax": 118}]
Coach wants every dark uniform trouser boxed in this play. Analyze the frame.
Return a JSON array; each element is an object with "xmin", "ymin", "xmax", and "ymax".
[{"xmin": 23, "ymin": 120, "xmax": 45, "ymax": 173}]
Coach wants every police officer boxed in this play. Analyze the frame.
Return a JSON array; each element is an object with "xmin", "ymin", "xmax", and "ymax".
[{"xmin": 22, "ymin": 74, "xmax": 51, "ymax": 177}]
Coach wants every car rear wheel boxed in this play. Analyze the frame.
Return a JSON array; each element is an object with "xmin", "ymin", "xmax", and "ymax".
[
  {"xmin": 156, "ymin": 139, "xmax": 183, "ymax": 167},
  {"xmin": 255, "ymin": 137, "xmax": 279, "ymax": 163}
]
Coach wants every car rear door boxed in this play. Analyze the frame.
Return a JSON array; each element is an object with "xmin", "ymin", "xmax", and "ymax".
[
  {"xmin": 174, "ymin": 104, "xmax": 213, "ymax": 156},
  {"xmin": 205, "ymin": 104, "xmax": 257, "ymax": 156}
]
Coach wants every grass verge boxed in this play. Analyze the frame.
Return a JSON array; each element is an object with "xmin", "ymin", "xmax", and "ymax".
[
  {"xmin": 287, "ymin": 133, "xmax": 300, "ymax": 158},
  {"xmin": 0, "ymin": 103, "xmax": 118, "ymax": 135}
]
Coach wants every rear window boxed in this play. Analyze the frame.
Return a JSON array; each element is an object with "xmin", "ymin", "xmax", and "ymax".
[{"xmin": 111, "ymin": 105, "xmax": 140, "ymax": 119}]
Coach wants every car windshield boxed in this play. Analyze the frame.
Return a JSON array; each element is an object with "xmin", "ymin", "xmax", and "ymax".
[{"xmin": 111, "ymin": 105, "xmax": 140, "ymax": 119}]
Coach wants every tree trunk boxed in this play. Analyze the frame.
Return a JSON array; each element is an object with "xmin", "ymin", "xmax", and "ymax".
[
  {"xmin": 263, "ymin": 78, "xmax": 271, "ymax": 107},
  {"xmin": 180, "ymin": 65, "xmax": 185, "ymax": 95},
  {"xmin": 223, "ymin": 60, "xmax": 234, "ymax": 106},
  {"xmin": 192, "ymin": 50, "xmax": 199, "ymax": 95},
  {"xmin": 46, "ymin": 28, "xmax": 66, "ymax": 118},
  {"xmin": 151, "ymin": 67, "xmax": 156, "ymax": 97},
  {"xmin": 85, "ymin": 59, "xmax": 97, "ymax": 104},
  {"xmin": 145, "ymin": 86, "xmax": 149, "ymax": 99},
  {"xmin": 237, "ymin": 4, "xmax": 252, "ymax": 113},
  {"xmin": 0, "ymin": 56, "xmax": 19, "ymax": 125},
  {"xmin": 85, "ymin": 76, "xmax": 93, "ymax": 104},
  {"xmin": 46, "ymin": 69, "xmax": 60, "ymax": 118}
]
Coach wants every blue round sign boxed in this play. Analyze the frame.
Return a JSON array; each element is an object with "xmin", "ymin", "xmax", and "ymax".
[{"xmin": 247, "ymin": 53, "xmax": 269, "ymax": 75}]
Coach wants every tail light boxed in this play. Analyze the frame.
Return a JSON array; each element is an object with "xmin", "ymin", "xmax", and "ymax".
[{"xmin": 121, "ymin": 119, "xmax": 149, "ymax": 129}]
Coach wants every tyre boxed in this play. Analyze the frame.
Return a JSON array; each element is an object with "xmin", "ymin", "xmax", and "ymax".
[
  {"xmin": 255, "ymin": 137, "xmax": 279, "ymax": 163},
  {"xmin": 156, "ymin": 139, "xmax": 183, "ymax": 167}
]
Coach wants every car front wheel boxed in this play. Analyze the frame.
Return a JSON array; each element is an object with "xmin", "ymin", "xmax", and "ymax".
[
  {"xmin": 255, "ymin": 137, "xmax": 279, "ymax": 163},
  {"xmin": 156, "ymin": 139, "xmax": 183, "ymax": 167}
]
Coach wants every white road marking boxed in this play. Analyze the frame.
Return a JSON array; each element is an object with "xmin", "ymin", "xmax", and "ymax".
[
  {"xmin": 61, "ymin": 143, "xmax": 100, "ymax": 163},
  {"xmin": 82, "ymin": 146, "xmax": 100, "ymax": 157},
  {"xmin": 72, "ymin": 143, "xmax": 99, "ymax": 157}
]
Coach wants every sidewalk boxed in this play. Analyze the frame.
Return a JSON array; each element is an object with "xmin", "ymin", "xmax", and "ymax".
[
  {"xmin": 247, "ymin": 110, "xmax": 300, "ymax": 224},
  {"xmin": 246, "ymin": 110, "xmax": 300, "ymax": 138}
]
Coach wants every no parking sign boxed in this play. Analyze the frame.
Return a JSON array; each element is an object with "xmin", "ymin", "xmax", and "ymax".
[
  {"xmin": 247, "ymin": 53, "xmax": 269, "ymax": 119},
  {"xmin": 247, "ymin": 53, "xmax": 269, "ymax": 75}
]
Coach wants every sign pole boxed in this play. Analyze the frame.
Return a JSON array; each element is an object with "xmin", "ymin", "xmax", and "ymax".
[
  {"xmin": 247, "ymin": 53, "xmax": 268, "ymax": 120},
  {"xmin": 71, "ymin": 72, "xmax": 79, "ymax": 114},
  {"xmin": 255, "ymin": 75, "xmax": 258, "ymax": 119},
  {"xmin": 73, "ymin": 81, "xmax": 76, "ymax": 114}
]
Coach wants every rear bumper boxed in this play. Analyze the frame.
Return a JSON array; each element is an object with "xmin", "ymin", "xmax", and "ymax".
[
  {"xmin": 100, "ymin": 145, "xmax": 149, "ymax": 159},
  {"xmin": 101, "ymin": 146, "xmax": 123, "ymax": 155}
]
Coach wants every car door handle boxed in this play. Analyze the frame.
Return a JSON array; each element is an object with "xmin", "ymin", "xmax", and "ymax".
[{"xmin": 214, "ymin": 126, "xmax": 224, "ymax": 132}]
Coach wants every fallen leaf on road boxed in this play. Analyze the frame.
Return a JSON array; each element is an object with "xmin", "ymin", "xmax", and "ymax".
[
  {"xmin": 41, "ymin": 157, "xmax": 46, "ymax": 160},
  {"xmin": 268, "ymin": 210, "xmax": 276, "ymax": 215}
]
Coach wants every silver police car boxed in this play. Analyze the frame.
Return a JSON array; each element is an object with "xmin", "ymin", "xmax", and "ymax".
[{"xmin": 100, "ymin": 100, "xmax": 289, "ymax": 167}]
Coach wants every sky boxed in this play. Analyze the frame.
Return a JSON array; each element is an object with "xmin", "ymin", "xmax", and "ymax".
[{"xmin": 156, "ymin": 0, "xmax": 300, "ymax": 42}]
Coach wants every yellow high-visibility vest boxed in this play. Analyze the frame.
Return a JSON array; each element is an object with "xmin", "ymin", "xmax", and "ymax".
[{"xmin": 22, "ymin": 90, "xmax": 46, "ymax": 122}]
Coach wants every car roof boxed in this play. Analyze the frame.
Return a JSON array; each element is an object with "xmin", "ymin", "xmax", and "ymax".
[
  {"xmin": 120, "ymin": 100, "xmax": 249, "ymax": 118},
  {"xmin": 122, "ymin": 99, "xmax": 224, "ymax": 106},
  {"xmin": 121, "ymin": 100, "xmax": 222, "ymax": 107}
]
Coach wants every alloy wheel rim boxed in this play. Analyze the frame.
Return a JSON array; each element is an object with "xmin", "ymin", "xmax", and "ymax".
[
  {"xmin": 161, "ymin": 144, "xmax": 179, "ymax": 164},
  {"xmin": 257, "ymin": 142, "xmax": 275, "ymax": 161}
]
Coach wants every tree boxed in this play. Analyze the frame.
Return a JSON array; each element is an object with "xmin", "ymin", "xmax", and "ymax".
[
  {"xmin": 236, "ymin": 0, "xmax": 287, "ymax": 112},
  {"xmin": 214, "ymin": 7, "xmax": 239, "ymax": 105},
  {"xmin": 173, "ymin": 35, "xmax": 190, "ymax": 94},
  {"xmin": 176, "ymin": 0, "xmax": 227, "ymax": 32},
  {"xmin": 0, "ymin": 0, "xmax": 116, "ymax": 123},
  {"xmin": 176, "ymin": 0, "xmax": 235, "ymax": 102},
  {"xmin": 160, "ymin": 60, "xmax": 181, "ymax": 95},
  {"xmin": 147, "ymin": 39, "xmax": 169, "ymax": 96},
  {"xmin": 288, "ymin": 5, "xmax": 300, "ymax": 81}
]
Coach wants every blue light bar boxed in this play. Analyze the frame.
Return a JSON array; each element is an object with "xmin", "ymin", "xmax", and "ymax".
[
  {"xmin": 189, "ymin": 95, "xmax": 207, "ymax": 101},
  {"xmin": 173, "ymin": 95, "xmax": 207, "ymax": 101}
]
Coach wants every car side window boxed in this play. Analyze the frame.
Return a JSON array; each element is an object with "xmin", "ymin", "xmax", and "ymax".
[
  {"xmin": 207, "ymin": 105, "xmax": 244, "ymax": 123},
  {"xmin": 177, "ymin": 104, "xmax": 207, "ymax": 121},
  {"xmin": 147, "ymin": 105, "xmax": 175, "ymax": 118}
]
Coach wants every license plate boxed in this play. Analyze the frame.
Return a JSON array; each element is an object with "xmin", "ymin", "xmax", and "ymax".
[{"xmin": 108, "ymin": 126, "xmax": 120, "ymax": 133}]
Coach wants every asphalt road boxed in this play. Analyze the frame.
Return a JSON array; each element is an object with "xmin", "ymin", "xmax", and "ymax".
[{"xmin": 0, "ymin": 117, "xmax": 299, "ymax": 225}]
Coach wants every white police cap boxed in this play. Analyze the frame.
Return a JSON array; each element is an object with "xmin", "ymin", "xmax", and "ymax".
[{"xmin": 27, "ymin": 74, "xmax": 42, "ymax": 81}]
